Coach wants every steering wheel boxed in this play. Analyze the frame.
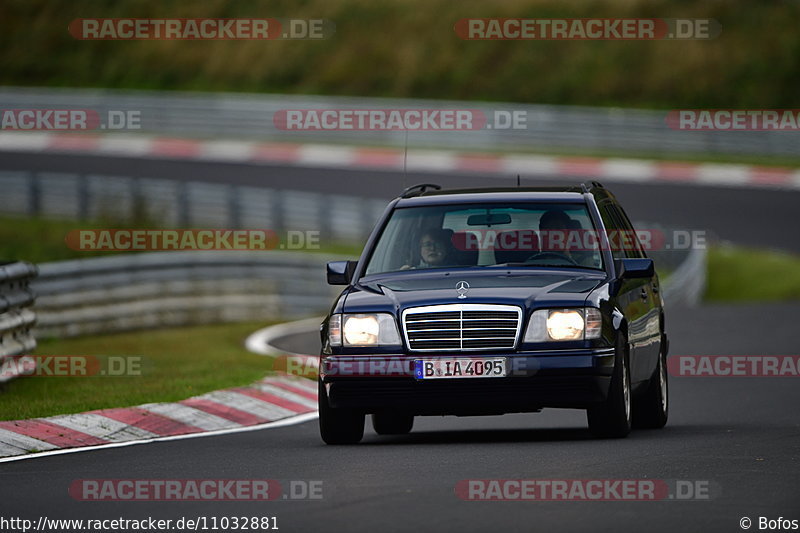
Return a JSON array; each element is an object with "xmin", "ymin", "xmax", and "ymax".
[{"xmin": 524, "ymin": 251, "xmax": 578, "ymax": 266}]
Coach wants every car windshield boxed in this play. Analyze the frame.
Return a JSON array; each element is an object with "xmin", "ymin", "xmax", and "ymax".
[{"xmin": 364, "ymin": 202, "xmax": 605, "ymax": 275}]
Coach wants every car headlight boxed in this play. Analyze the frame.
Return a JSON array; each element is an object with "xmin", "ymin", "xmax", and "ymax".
[
  {"xmin": 523, "ymin": 308, "xmax": 602, "ymax": 342},
  {"xmin": 328, "ymin": 313, "xmax": 401, "ymax": 347}
]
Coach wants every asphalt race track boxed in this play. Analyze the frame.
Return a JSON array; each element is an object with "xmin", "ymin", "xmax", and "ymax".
[
  {"xmin": 1, "ymin": 151, "xmax": 799, "ymax": 253},
  {"xmin": 1, "ymin": 152, "xmax": 799, "ymax": 532}
]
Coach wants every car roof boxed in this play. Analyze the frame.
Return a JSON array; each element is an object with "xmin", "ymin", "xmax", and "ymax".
[
  {"xmin": 394, "ymin": 186, "xmax": 604, "ymax": 207},
  {"xmin": 394, "ymin": 182, "xmax": 616, "ymax": 206}
]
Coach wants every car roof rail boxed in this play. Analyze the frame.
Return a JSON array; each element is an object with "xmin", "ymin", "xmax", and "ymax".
[
  {"xmin": 580, "ymin": 181, "xmax": 605, "ymax": 193},
  {"xmin": 400, "ymin": 183, "xmax": 442, "ymax": 198}
]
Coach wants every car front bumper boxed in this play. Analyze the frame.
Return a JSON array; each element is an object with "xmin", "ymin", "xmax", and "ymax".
[{"xmin": 320, "ymin": 348, "xmax": 616, "ymax": 415}]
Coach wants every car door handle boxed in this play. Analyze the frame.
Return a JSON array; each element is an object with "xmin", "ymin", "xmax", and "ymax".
[{"xmin": 640, "ymin": 288, "xmax": 648, "ymax": 300}]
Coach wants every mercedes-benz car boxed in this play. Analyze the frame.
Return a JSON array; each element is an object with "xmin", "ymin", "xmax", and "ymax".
[{"xmin": 319, "ymin": 182, "xmax": 668, "ymax": 444}]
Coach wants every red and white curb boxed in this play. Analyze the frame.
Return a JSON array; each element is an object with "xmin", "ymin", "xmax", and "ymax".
[
  {"xmin": 0, "ymin": 374, "xmax": 317, "ymax": 462},
  {"xmin": 1, "ymin": 131, "xmax": 799, "ymax": 190}
]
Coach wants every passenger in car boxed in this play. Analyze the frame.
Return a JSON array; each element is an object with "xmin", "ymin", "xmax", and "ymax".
[{"xmin": 401, "ymin": 228, "xmax": 455, "ymax": 269}]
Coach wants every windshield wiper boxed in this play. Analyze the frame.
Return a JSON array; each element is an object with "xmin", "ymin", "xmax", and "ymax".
[{"xmin": 490, "ymin": 262, "xmax": 599, "ymax": 270}]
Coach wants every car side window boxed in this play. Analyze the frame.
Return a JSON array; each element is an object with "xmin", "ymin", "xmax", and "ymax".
[
  {"xmin": 597, "ymin": 202, "xmax": 627, "ymax": 261},
  {"xmin": 610, "ymin": 204, "xmax": 646, "ymax": 259}
]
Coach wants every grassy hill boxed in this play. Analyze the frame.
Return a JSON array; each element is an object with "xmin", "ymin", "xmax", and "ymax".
[{"xmin": 1, "ymin": 0, "xmax": 798, "ymax": 108}]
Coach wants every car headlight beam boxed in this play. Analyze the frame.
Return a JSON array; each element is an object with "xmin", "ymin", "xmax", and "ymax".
[
  {"xmin": 547, "ymin": 310, "xmax": 585, "ymax": 341},
  {"xmin": 524, "ymin": 308, "xmax": 602, "ymax": 342},
  {"xmin": 329, "ymin": 313, "xmax": 401, "ymax": 347}
]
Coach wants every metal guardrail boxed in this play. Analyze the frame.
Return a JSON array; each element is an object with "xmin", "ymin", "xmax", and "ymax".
[
  {"xmin": 33, "ymin": 252, "xmax": 343, "ymax": 338},
  {"xmin": 0, "ymin": 172, "xmax": 705, "ymax": 339},
  {"xmin": 32, "ymin": 244, "xmax": 704, "ymax": 339},
  {"xmin": 0, "ymin": 171, "xmax": 388, "ymax": 243},
  {"xmin": 0, "ymin": 87, "xmax": 797, "ymax": 158},
  {"xmin": 0, "ymin": 261, "xmax": 38, "ymax": 382},
  {"xmin": 660, "ymin": 245, "xmax": 707, "ymax": 307}
]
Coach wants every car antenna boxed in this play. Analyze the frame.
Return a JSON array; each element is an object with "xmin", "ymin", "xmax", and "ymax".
[
  {"xmin": 402, "ymin": 129, "xmax": 409, "ymax": 189},
  {"xmin": 517, "ymin": 174, "xmax": 520, "ymax": 187}
]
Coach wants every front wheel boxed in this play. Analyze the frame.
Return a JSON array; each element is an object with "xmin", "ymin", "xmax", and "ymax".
[
  {"xmin": 587, "ymin": 333, "xmax": 632, "ymax": 438},
  {"xmin": 318, "ymin": 381, "xmax": 364, "ymax": 445}
]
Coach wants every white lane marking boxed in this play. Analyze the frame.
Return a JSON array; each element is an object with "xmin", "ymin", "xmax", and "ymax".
[
  {"xmin": 97, "ymin": 135, "xmax": 154, "ymax": 156},
  {"xmin": 0, "ymin": 428, "xmax": 58, "ymax": 457},
  {"xmin": 405, "ymin": 150, "xmax": 457, "ymax": 172},
  {"xmin": 271, "ymin": 375, "xmax": 318, "ymax": 394},
  {"xmin": 501, "ymin": 154, "xmax": 558, "ymax": 176},
  {"xmin": 252, "ymin": 383, "xmax": 318, "ymax": 410},
  {"xmin": 0, "ymin": 132, "xmax": 51, "ymax": 151},
  {"xmin": 696, "ymin": 164, "xmax": 750, "ymax": 186},
  {"xmin": 0, "ymin": 412, "xmax": 318, "ymax": 464},
  {"xmin": 140, "ymin": 403, "xmax": 241, "ymax": 431},
  {"xmin": 198, "ymin": 390, "xmax": 297, "ymax": 420},
  {"xmin": 198, "ymin": 140, "xmax": 256, "ymax": 161},
  {"xmin": 791, "ymin": 170, "xmax": 800, "ymax": 189},
  {"xmin": 0, "ymin": 131, "xmax": 794, "ymax": 191},
  {"xmin": 298, "ymin": 144, "xmax": 356, "ymax": 167},
  {"xmin": 45, "ymin": 413, "xmax": 158, "ymax": 442},
  {"xmin": 601, "ymin": 159, "xmax": 657, "ymax": 182},
  {"xmin": 245, "ymin": 317, "xmax": 322, "ymax": 357}
]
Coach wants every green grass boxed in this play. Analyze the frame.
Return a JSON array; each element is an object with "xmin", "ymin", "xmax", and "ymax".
[
  {"xmin": 0, "ymin": 321, "xmax": 280, "ymax": 421},
  {"xmin": 0, "ymin": 216, "xmax": 139, "ymax": 264},
  {"xmin": 1, "ymin": 0, "xmax": 799, "ymax": 109},
  {"xmin": 706, "ymin": 245, "xmax": 800, "ymax": 302},
  {"xmin": 0, "ymin": 215, "xmax": 364, "ymax": 264}
]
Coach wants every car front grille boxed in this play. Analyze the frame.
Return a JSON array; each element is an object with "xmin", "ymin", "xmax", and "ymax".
[{"xmin": 402, "ymin": 304, "xmax": 522, "ymax": 352}]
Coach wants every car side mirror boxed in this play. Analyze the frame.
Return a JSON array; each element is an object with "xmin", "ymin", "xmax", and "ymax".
[
  {"xmin": 327, "ymin": 260, "xmax": 358, "ymax": 285},
  {"xmin": 616, "ymin": 258, "xmax": 654, "ymax": 279}
]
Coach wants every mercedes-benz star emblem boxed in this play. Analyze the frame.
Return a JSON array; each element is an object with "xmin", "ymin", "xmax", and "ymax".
[{"xmin": 456, "ymin": 281, "xmax": 470, "ymax": 299}]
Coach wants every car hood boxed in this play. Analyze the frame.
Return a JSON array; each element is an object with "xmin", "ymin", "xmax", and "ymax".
[{"xmin": 343, "ymin": 269, "xmax": 605, "ymax": 314}]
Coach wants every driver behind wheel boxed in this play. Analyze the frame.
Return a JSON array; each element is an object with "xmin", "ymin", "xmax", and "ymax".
[
  {"xmin": 538, "ymin": 210, "xmax": 598, "ymax": 268},
  {"xmin": 539, "ymin": 209, "xmax": 572, "ymax": 254}
]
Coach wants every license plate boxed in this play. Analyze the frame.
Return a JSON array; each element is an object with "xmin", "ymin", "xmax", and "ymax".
[{"xmin": 414, "ymin": 358, "xmax": 507, "ymax": 379}]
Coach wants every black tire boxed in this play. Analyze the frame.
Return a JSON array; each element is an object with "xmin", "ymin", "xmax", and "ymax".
[
  {"xmin": 318, "ymin": 380, "xmax": 364, "ymax": 445},
  {"xmin": 372, "ymin": 412, "xmax": 414, "ymax": 435},
  {"xmin": 632, "ymin": 342, "xmax": 669, "ymax": 429},
  {"xmin": 587, "ymin": 333, "xmax": 632, "ymax": 438}
]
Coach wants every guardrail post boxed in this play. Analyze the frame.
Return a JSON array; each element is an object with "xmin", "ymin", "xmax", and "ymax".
[{"xmin": 0, "ymin": 261, "xmax": 38, "ymax": 384}]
